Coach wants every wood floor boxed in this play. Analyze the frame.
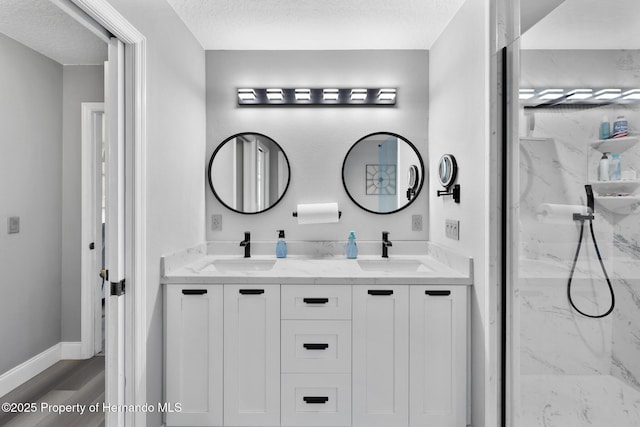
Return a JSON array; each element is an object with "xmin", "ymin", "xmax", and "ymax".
[{"xmin": 0, "ymin": 356, "xmax": 105, "ymax": 427}]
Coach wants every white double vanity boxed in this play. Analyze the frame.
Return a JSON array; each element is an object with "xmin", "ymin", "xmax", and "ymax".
[{"xmin": 161, "ymin": 242, "xmax": 472, "ymax": 427}]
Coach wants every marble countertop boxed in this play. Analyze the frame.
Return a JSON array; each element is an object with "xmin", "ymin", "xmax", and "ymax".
[{"xmin": 161, "ymin": 241, "xmax": 473, "ymax": 285}]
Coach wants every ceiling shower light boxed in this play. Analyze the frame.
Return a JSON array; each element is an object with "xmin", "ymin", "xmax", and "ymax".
[
  {"xmin": 377, "ymin": 88, "xmax": 396, "ymax": 102},
  {"xmin": 350, "ymin": 89, "xmax": 368, "ymax": 101},
  {"xmin": 566, "ymin": 89, "xmax": 592, "ymax": 100},
  {"xmin": 519, "ymin": 89, "xmax": 535, "ymax": 100},
  {"xmin": 295, "ymin": 88, "xmax": 311, "ymax": 101},
  {"xmin": 622, "ymin": 89, "xmax": 640, "ymax": 100},
  {"xmin": 266, "ymin": 88, "xmax": 284, "ymax": 101},
  {"xmin": 538, "ymin": 89, "xmax": 564, "ymax": 100},
  {"xmin": 323, "ymin": 89, "xmax": 339, "ymax": 101},
  {"xmin": 594, "ymin": 89, "xmax": 621, "ymax": 100},
  {"xmin": 238, "ymin": 88, "xmax": 256, "ymax": 101}
]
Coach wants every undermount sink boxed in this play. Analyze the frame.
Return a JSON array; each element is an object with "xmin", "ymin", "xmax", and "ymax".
[
  {"xmin": 212, "ymin": 259, "xmax": 276, "ymax": 272},
  {"xmin": 356, "ymin": 259, "xmax": 431, "ymax": 272}
]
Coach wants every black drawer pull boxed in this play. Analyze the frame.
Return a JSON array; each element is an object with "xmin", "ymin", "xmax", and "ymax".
[
  {"xmin": 368, "ymin": 290, "xmax": 393, "ymax": 296},
  {"xmin": 425, "ymin": 290, "xmax": 451, "ymax": 296},
  {"xmin": 239, "ymin": 289, "xmax": 264, "ymax": 295},
  {"xmin": 303, "ymin": 396, "xmax": 329, "ymax": 404},
  {"xmin": 303, "ymin": 343, "xmax": 329, "ymax": 350},
  {"xmin": 303, "ymin": 297, "xmax": 329, "ymax": 304},
  {"xmin": 182, "ymin": 289, "xmax": 207, "ymax": 295}
]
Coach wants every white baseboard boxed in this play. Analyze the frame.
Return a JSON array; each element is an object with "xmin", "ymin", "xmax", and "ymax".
[
  {"xmin": 0, "ymin": 341, "xmax": 87, "ymax": 398},
  {"xmin": 0, "ymin": 344, "xmax": 61, "ymax": 398},
  {"xmin": 60, "ymin": 342, "xmax": 84, "ymax": 360}
]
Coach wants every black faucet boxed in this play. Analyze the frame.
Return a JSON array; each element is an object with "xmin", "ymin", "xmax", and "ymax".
[
  {"xmin": 382, "ymin": 231, "xmax": 392, "ymax": 258},
  {"xmin": 240, "ymin": 231, "xmax": 251, "ymax": 258}
]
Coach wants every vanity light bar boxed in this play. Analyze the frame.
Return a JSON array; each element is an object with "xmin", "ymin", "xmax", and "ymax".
[
  {"xmin": 520, "ymin": 87, "xmax": 640, "ymax": 105},
  {"xmin": 236, "ymin": 88, "xmax": 397, "ymax": 106}
]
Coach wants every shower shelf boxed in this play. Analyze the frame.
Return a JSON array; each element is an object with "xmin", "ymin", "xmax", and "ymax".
[
  {"xmin": 590, "ymin": 136, "xmax": 639, "ymax": 153},
  {"xmin": 588, "ymin": 180, "xmax": 640, "ymax": 194},
  {"xmin": 594, "ymin": 195, "xmax": 640, "ymax": 213}
]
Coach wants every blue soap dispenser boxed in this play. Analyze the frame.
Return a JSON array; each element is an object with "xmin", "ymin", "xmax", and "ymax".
[
  {"xmin": 346, "ymin": 231, "xmax": 358, "ymax": 259},
  {"xmin": 276, "ymin": 230, "xmax": 287, "ymax": 258}
]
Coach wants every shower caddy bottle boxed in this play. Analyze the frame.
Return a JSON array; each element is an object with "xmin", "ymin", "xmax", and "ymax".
[
  {"xmin": 599, "ymin": 152, "xmax": 610, "ymax": 181},
  {"xmin": 610, "ymin": 153, "xmax": 621, "ymax": 181}
]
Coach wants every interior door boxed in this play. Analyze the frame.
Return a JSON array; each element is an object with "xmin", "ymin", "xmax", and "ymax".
[{"xmin": 104, "ymin": 36, "xmax": 126, "ymax": 427}]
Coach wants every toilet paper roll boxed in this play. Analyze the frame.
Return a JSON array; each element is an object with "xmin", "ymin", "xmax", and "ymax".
[
  {"xmin": 296, "ymin": 203, "xmax": 340, "ymax": 224},
  {"xmin": 536, "ymin": 203, "xmax": 588, "ymax": 224}
]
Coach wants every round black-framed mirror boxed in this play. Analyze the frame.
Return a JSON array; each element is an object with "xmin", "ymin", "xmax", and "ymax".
[
  {"xmin": 437, "ymin": 154, "xmax": 457, "ymax": 189},
  {"xmin": 208, "ymin": 132, "xmax": 291, "ymax": 214},
  {"xmin": 342, "ymin": 132, "xmax": 425, "ymax": 214}
]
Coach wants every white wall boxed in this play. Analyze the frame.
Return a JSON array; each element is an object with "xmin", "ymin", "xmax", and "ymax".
[
  {"xmin": 0, "ymin": 33, "xmax": 63, "ymax": 374},
  {"xmin": 428, "ymin": 0, "xmax": 491, "ymax": 426},
  {"xmin": 100, "ymin": 1, "xmax": 206, "ymax": 424},
  {"xmin": 61, "ymin": 65, "xmax": 104, "ymax": 342},
  {"xmin": 205, "ymin": 50, "xmax": 429, "ymax": 244}
]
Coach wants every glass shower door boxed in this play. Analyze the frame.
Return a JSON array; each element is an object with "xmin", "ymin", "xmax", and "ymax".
[{"xmin": 510, "ymin": 2, "xmax": 640, "ymax": 426}]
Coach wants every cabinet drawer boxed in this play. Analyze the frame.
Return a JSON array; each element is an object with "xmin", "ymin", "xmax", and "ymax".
[
  {"xmin": 281, "ymin": 373, "xmax": 351, "ymax": 427},
  {"xmin": 281, "ymin": 320, "xmax": 351, "ymax": 373},
  {"xmin": 281, "ymin": 285, "xmax": 351, "ymax": 319}
]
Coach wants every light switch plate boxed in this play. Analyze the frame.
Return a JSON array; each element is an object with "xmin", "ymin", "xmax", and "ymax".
[
  {"xmin": 412, "ymin": 214, "xmax": 423, "ymax": 231},
  {"xmin": 211, "ymin": 214, "xmax": 222, "ymax": 231},
  {"xmin": 445, "ymin": 219, "xmax": 459, "ymax": 240},
  {"xmin": 8, "ymin": 216, "xmax": 20, "ymax": 234}
]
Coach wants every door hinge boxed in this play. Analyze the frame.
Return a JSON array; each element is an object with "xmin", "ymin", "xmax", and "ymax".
[{"xmin": 110, "ymin": 279, "xmax": 125, "ymax": 296}]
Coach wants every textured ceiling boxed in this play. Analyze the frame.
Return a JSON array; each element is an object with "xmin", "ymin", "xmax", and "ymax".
[
  {"xmin": 165, "ymin": 0, "xmax": 467, "ymax": 50},
  {"xmin": 522, "ymin": 0, "xmax": 640, "ymax": 49},
  {"xmin": 0, "ymin": 0, "xmax": 107, "ymax": 65}
]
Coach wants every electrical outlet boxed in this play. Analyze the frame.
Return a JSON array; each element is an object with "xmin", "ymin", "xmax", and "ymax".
[
  {"xmin": 8, "ymin": 216, "xmax": 19, "ymax": 234},
  {"xmin": 412, "ymin": 214, "xmax": 423, "ymax": 231},
  {"xmin": 445, "ymin": 219, "xmax": 460, "ymax": 240},
  {"xmin": 211, "ymin": 214, "xmax": 222, "ymax": 231}
]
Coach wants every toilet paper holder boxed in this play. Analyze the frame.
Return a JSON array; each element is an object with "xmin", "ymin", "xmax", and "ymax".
[{"xmin": 293, "ymin": 211, "xmax": 342, "ymax": 218}]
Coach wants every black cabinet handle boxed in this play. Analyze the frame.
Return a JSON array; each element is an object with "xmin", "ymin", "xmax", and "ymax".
[
  {"xmin": 239, "ymin": 289, "xmax": 264, "ymax": 295},
  {"xmin": 368, "ymin": 290, "xmax": 393, "ymax": 296},
  {"xmin": 425, "ymin": 290, "xmax": 451, "ymax": 296},
  {"xmin": 303, "ymin": 298, "xmax": 329, "ymax": 304},
  {"xmin": 303, "ymin": 396, "xmax": 329, "ymax": 404},
  {"xmin": 182, "ymin": 289, "xmax": 207, "ymax": 295},
  {"xmin": 303, "ymin": 343, "xmax": 329, "ymax": 350}
]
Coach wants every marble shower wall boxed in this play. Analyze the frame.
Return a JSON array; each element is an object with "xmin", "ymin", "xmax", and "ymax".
[{"xmin": 519, "ymin": 50, "xmax": 640, "ymax": 391}]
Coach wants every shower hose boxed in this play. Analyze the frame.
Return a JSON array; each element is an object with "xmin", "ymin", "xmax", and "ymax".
[{"xmin": 567, "ymin": 217, "xmax": 615, "ymax": 318}]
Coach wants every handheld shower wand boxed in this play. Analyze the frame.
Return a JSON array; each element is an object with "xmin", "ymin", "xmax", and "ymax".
[
  {"xmin": 567, "ymin": 185, "xmax": 615, "ymax": 318},
  {"xmin": 585, "ymin": 184, "xmax": 595, "ymax": 213}
]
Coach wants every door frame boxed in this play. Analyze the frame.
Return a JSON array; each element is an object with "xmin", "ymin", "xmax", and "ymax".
[{"xmin": 73, "ymin": 1, "xmax": 147, "ymax": 425}]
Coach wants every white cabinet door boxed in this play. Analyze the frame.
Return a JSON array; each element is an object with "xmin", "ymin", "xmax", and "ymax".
[
  {"xmin": 352, "ymin": 285, "xmax": 409, "ymax": 427},
  {"xmin": 224, "ymin": 284, "xmax": 280, "ymax": 426},
  {"xmin": 164, "ymin": 285, "xmax": 223, "ymax": 426},
  {"xmin": 409, "ymin": 286, "xmax": 467, "ymax": 427}
]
